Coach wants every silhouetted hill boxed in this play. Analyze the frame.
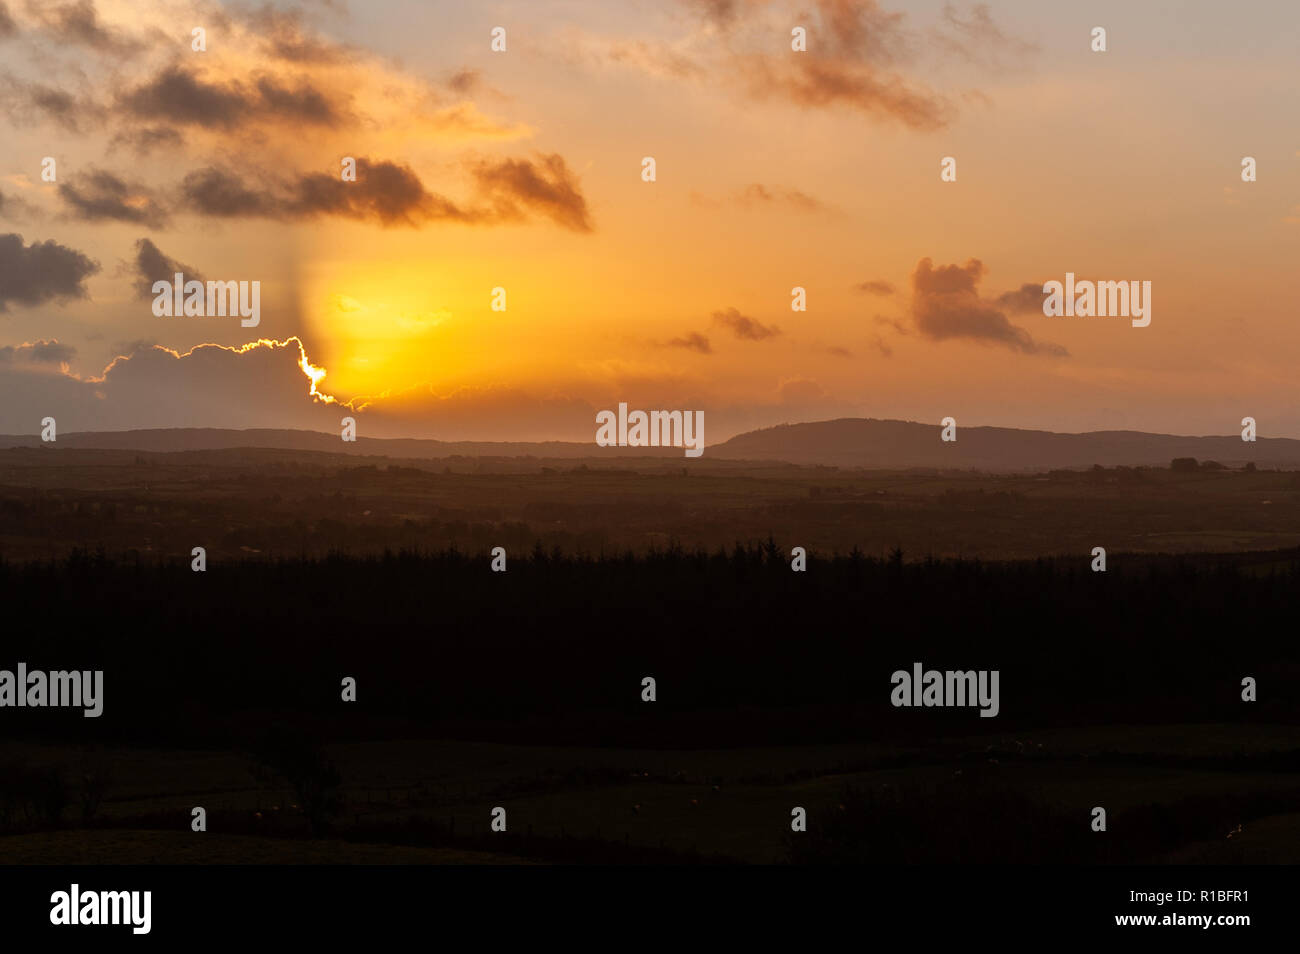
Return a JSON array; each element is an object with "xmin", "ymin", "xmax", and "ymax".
[
  {"xmin": 2, "ymin": 419, "xmax": 1297, "ymax": 470},
  {"xmin": 711, "ymin": 418, "xmax": 1300, "ymax": 470},
  {"xmin": 0, "ymin": 427, "xmax": 673, "ymax": 459}
]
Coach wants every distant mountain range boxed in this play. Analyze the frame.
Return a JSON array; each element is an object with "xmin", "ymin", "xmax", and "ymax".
[
  {"xmin": 710, "ymin": 419, "xmax": 1298, "ymax": 470},
  {"xmin": 2, "ymin": 419, "xmax": 1295, "ymax": 471}
]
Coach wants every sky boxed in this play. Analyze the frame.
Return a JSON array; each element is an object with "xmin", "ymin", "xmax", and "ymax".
[{"xmin": 1, "ymin": 0, "xmax": 1297, "ymax": 443}]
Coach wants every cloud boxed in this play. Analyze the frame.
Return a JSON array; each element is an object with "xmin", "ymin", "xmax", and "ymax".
[
  {"xmin": 447, "ymin": 68, "xmax": 482, "ymax": 94},
  {"xmin": 994, "ymin": 282, "xmax": 1047, "ymax": 314},
  {"xmin": 0, "ymin": 339, "xmax": 76, "ymax": 365},
  {"xmin": 0, "ymin": 188, "xmax": 36, "ymax": 220},
  {"xmin": 0, "ymin": 2, "xmax": 15, "ymax": 37},
  {"xmin": 176, "ymin": 166, "xmax": 278, "ymax": 219},
  {"xmin": 110, "ymin": 125, "xmax": 185, "ymax": 157},
  {"xmin": 58, "ymin": 169, "xmax": 169, "ymax": 227},
  {"xmin": 0, "ymin": 79, "xmax": 97, "ymax": 133},
  {"xmin": 665, "ymin": 332, "xmax": 713, "ymax": 354},
  {"xmin": 31, "ymin": 0, "xmax": 141, "ymax": 54},
  {"xmin": 178, "ymin": 159, "xmax": 463, "ymax": 227},
  {"xmin": 854, "ymin": 279, "xmax": 895, "ymax": 295},
  {"xmin": 130, "ymin": 238, "xmax": 202, "ymax": 299},
  {"xmin": 679, "ymin": 0, "xmax": 742, "ymax": 27},
  {"xmin": 469, "ymin": 154, "xmax": 593, "ymax": 232},
  {"xmin": 742, "ymin": 55, "xmax": 951, "ymax": 129},
  {"xmin": 932, "ymin": 3, "xmax": 1039, "ymax": 72},
  {"xmin": 712, "ymin": 307, "xmax": 781, "ymax": 341},
  {"xmin": 118, "ymin": 65, "xmax": 345, "ymax": 129},
  {"xmin": 695, "ymin": 183, "xmax": 827, "ymax": 212},
  {"xmin": 251, "ymin": 8, "xmax": 354, "ymax": 65},
  {"xmin": 582, "ymin": 1, "xmax": 963, "ymax": 129},
  {"xmin": 814, "ymin": 0, "xmax": 913, "ymax": 63},
  {"xmin": 0, "ymin": 232, "xmax": 99, "ymax": 311},
  {"xmin": 909, "ymin": 257, "xmax": 1066, "ymax": 356},
  {"xmin": 176, "ymin": 154, "xmax": 593, "ymax": 231}
]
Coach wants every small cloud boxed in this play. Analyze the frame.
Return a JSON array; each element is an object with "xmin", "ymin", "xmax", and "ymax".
[
  {"xmin": 59, "ymin": 169, "xmax": 168, "ymax": 227},
  {"xmin": 874, "ymin": 314, "xmax": 910, "ymax": 335},
  {"xmin": 32, "ymin": 0, "xmax": 142, "ymax": 54},
  {"xmin": 854, "ymin": 279, "xmax": 895, "ymax": 295},
  {"xmin": 0, "ymin": 232, "xmax": 100, "ymax": 311},
  {"xmin": 712, "ymin": 307, "xmax": 780, "ymax": 341},
  {"xmin": 447, "ymin": 68, "xmax": 482, "ymax": 94},
  {"xmin": 0, "ymin": 339, "xmax": 76, "ymax": 366},
  {"xmin": 665, "ymin": 332, "xmax": 712, "ymax": 354},
  {"xmin": 118, "ymin": 65, "xmax": 344, "ymax": 129},
  {"xmin": 109, "ymin": 125, "xmax": 185, "ymax": 157},
  {"xmin": 130, "ymin": 238, "xmax": 202, "ymax": 299},
  {"xmin": 470, "ymin": 153, "xmax": 593, "ymax": 232},
  {"xmin": 909, "ymin": 257, "xmax": 1066, "ymax": 356},
  {"xmin": 993, "ymin": 282, "xmax": 1047, "ymax": 313}
]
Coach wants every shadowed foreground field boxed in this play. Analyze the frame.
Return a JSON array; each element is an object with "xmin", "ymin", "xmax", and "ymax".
[
  {"xmin": 1, "ymin": 543, "xmax": 1298, "ymax": 864},
  {"xmin": 3, "ymin": 726, "xmax": 1299, "ymax": 864},
  {"xmin": 2, "ymin": 446, "xmax": 1299, "ymax": 560}
]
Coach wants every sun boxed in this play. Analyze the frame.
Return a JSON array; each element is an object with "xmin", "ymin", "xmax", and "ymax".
[{"xmin": 299, "ymin": 264, "xmax": 461, "ymax": 399}]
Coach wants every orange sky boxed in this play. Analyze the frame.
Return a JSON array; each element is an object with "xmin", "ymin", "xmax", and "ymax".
[{"xmin": 1, "ymin": 0, "xmax": 1298, "ymax": 441}]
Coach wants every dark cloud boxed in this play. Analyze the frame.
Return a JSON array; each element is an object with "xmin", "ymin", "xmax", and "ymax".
[
  {"xmin": 0, "ymin": 79, "xmax": 97, "ymax": 133},
  {"xmin": 470, "ymin": 154, "xmax": 593, "ymax": 232},
  {"xmin": 110, "ymin": 338, "xmax": 157, "ymax": 357},
  {"xmin": 909, "ymin": 257, "xmax": 1066, "ymax": 356},
  {"xmin": 110, "ymin": 125, "xmax": 185, "ymax": 157},
  {"xmin": 289, "ymin": 160, "xmax": 466, "ymax": 226},
  {"xmin": 447, "ymin": 68, "xmax": 482, "ymax": 94},
  {"xmin": 118, "ymin": 65, "xmax": 343, "ymax": 128},
  {"xmin": 712, "ymin": 307, "xmax": 781, "ymax": 341},
  {"xmin": 58, "ymin": 170, "xmax": 169, "ymax": 227},
  {"xmin": 252, "ymin": 9, "xmax": 353, "ymax": 64},
  {"xmin": 253, "ymin": 75, "xmax": 339, "ymax": 124},
  {"xmin": 31, "ymin": 0, "xmax": 139, "ymax": 53},
  {"xmin": 827, "ymin": 345, "xmax": 852, "ymax": 357},
  {"xmin": 680, "ymin": 0, "xmax": 741, "ymax": 26},
  {"xmin": 994, "ymin": 282, "xmax": 1047, "ymax": 313},
  {"xmin": 854, "ymin": 279, "xmax": 895, "ymax": 295},
  {"xmin": 131, "ymin": 238, "xmax": 202, "ymax": 299},
  {"xmin": 815, "ymin": 0, "xmax": 913, "ymax": 63},
  {"xmin": 0, "ymin": 2, "xmax": 15, "ymax": 37},
  {"xmin": 0, "ymin": 233, "xmax": 100, "ymax": 311},
  {"xmin": 744, "ymin": 55, "xmax": 951, "ymax": 129},
  {"xmin": 666, "ymin": 332, "xmax": 712, "ymax": 354},
  {"xmin": 175, "ymin": 155, "xmax": 594, "ymax": 231},
  {"xmin": 671, "ymin": 1, "xmax": 956, "ymax": 128},
  {"xmin": 178, "ymin": 159, "xmax": 464, "ymax": 227},
  {"xmin": 177, "ymin": 167, "xmax": 279, "ymax": 218},
  {"xmin": 0, "ymin": 339, "xmax": 76, "ymax": 364}
]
